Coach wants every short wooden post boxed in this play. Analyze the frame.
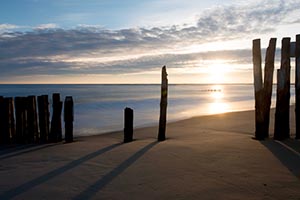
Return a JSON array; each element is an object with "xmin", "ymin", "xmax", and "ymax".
[
  {"xmin": 15, "ymin": 97, "xmax": 28, "ymax": 143},
  {"xmin": 296, "ymin": 34, "xmax": 300, "ymax": 139},
  {"xmin": 38, "ymin": 95, "xmax": 50, "ymax": 143},
  {"xmin": 274, "ymin": 37, "xmax": 291, "ymax": 140},
  {"xmin": 64, "ymin": 96, "xmax": 74, "ymax": 143},
  {"xmin": 0, "ymin": 96, "xmax": 6, "ymax": 144},
  {"xmin": 27, "ymin": 96, "xmax": 38, "ymax": 143},
  {"xmin": 158, "ymin": 66, "xmax": 168, "ymax": 141},
  {"xmin": 124, "ymin": 107, "xmax": 134, "ymax": 143},
  {"xmin": 50, "ymin": 93, "xmax": 63, "ymax": 142},
  {"xmin": 3, "ymin": 98, "xmax": 15, "ymax": 144}
]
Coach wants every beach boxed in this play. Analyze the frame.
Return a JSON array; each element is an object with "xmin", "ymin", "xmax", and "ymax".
[{"xmin": 0, "ymin": 107, "xmax": 299, "ymax": 200}]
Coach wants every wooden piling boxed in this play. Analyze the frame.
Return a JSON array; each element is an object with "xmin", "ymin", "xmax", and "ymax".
[
  {"xmin": 0, "ymin": 96, "xmax": 6, "ymax": 144},
  {"xmin": 252, "ymin": 39, "xmax": 264, "ymax": 140},
  {"xmin": 50, "ymin": 93, "xmax": 63, "ymax": 142},
  {"xmin": 296, "ymin": 34, "xmax": 300, "ymax": 139},
  {"xmin": 124, "ymin": 107, "xmax": 134, "ymax": 143},
  {"xmin": 64, "ymin": 96, "xmax": 74, "ymax": 143},
  {"xmin": 27, "ymin": 96, "xmax": 38, "ymax": 143},
  {"xmin": 274, "ymin": 37, "xmax": 291, "ymax": 140},
  {"xmin": 38, "ymin": 95, "xmax": 50, "ymax": 143},
  {"xmin": 262, "ymin": 38, "xmax": 277, "ymax": 138},
  {"xmin": 4, "ymin": 98, "xmax": 15, "ymax": 144},
  {"xmin": 15, "ymin": 97, "xmax": 28, "ymax": 143},
  {"xmin": 158, "ymin": 66, "xmax": 168, "ymax": 141}
]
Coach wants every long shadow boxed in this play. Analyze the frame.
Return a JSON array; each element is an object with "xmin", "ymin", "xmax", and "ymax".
[
  {"xmin": 0, "ymin": 142, "xmax": 123, "ymax": 200},
  {"xmin": 74, "ymin": 141, "xmax": 158, "ymax": 200},
  {"xmin": 260, "ymin": 139, "xmax": 300, "ymax": 178},
  {"xmin": 0, "ymin": 143, "xmax": 62, "ymax": 160}
]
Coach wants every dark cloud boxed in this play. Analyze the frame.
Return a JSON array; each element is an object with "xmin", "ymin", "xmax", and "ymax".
[{"xmin": 0, "ymin": 0, "xmax": 299, "ymax": 80}]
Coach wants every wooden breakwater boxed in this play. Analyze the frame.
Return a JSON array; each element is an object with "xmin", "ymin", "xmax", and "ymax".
[
  {"xmin": 0, "ymin": 94, "xmax": 74, "ymax": 145},
  {"xmin": 253, "ymin": 34, "xmax": 300, "ymax": 140}
]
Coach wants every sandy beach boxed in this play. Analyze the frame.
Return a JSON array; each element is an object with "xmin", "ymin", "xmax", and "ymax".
[{"xmin": 0, "ymin": 107, "xmax": 299, "ymax": 200}]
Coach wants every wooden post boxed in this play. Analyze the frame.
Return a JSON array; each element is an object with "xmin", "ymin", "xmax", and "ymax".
[
  {"xmin": 262, "ymin": 38, "xmax": 277, "ymax": 138},
  {"xmin": 124, "ymin": 107, "xmax": 134, "ymax": 143},
  {"xmin": 38, "ymin": 95, "xmax": 50, "ymax": 143},
  {"xmin": 4, "ymin": 98, "xmax": 15, "ymax": 144},
  {"xmin": 15, "ymin": 97, "xmax": 28, "ymax": 144},
  {"xmin": 274, "ymin": 37, "xmax": 291, "ymax": 140},
  {"xmin": 27, "ymin": 96, "xmax": 38, "ymax": 143},
  {"xmin": 253, "ymin": 39, "xmax": 264, "ymax": 140},
  {"xmin": 50, "ymin": 93, "xmax": 63, "ymax": 142},
  {"xmin": 64, "ymin": 96, "xmax": 74, "ymax": 143},
  {"xmin": 296, "ymin": 34, "xmax": 300, "ymax": 139},
  {"xmin": 0, "ymin": 96, "xmax": 4, "ymax": 144},
  {"xmin": 158, "ymin": 66, "xmax": 168, "ymax": 141}
]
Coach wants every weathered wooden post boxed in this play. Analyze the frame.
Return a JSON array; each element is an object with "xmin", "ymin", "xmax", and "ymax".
[
  {"xmin": 27, "ymin": 96, "xmax": 38, "ymax": 143},
  {"xmin": 296, "ymin": 34, "xmax": 300, "ymax": 139},
  {"xmin": 0, "ymin": 96, "xmax": 7, "ymax": 144},
  {"xmin": 158, "ymin": 66, "xmax": 168, "ymax": 141},
  {"xmin": 274, "ymin": 37, "xmax": 291, "ymax": 140},
  {"xmin": 38, "ymin": 95, "xmax": 50, "ymax": 143},
  {"xmin": 15, "ymin": 97, "xmax": 28, "ymax": 143},
  {"xmin": 252, "ymin": 38, "xmax": 276, "ymax": 140},
  {"xmin": 64, "ymin": 96, "xmax": 74, "ymax": 143},
  {"xmin": 124, "ymin": 107, "xmax": 134, "ymax": 143},
  {"xmin": 50, "ymin": 93, "xmax": 63, "ymax": 142},
  {"xmin": 3, "ymin": 98, "xmax": 15, "ymax": 144}
]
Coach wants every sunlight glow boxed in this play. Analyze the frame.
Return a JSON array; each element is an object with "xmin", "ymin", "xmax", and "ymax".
[{"xmin": 208, "ymin": 85, "xmax": 231, "ymax": 114}]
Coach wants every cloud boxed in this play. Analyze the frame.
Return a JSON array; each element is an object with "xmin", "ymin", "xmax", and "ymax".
[{"xmin": 0, "ymin": 0, "xmax": 299, "ymax": 82}]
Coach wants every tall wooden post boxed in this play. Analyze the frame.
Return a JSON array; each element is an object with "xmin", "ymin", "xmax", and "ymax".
[
  {"xmin": 50, "ymin": 93, "xmax": 63, "ymax": 142},
  {"xmin": 262, "ymin": 38, "xmax": 277, "ymax": 138},
  {"xmin": 0, "ymin": 96, "xmax": 5, "ymax": 144},
  {"xmin": 124, "ymin": 107, "xmax": 134, "ymax": 143},
  {"xmin": 64, "ymin": 96, "xmax": 74, "ymax": 143},
  {"xmin": 27, "ymin": 96, "xmax": 38, "ymax": 143},
  {"xmin": 158, "ymin": 66, "xmax": 168, "ymax": 141},
  {"xmin": 15, "ymin": 97, "xmax": 28, "ymax": 143},
  {"xmin": 252, "ymin": 38, "xmax": 276, "ymax": 140},
  {"xmin": 274, "ymin": 37, "xmax": 291, "ymax": 140},
  {"xmin": 296, "ymin": 35, "xmax": 300, "ymax": 139},
  {"xmin": 38, "ymin": 95, "xmax": 50, "ymax": 143}
]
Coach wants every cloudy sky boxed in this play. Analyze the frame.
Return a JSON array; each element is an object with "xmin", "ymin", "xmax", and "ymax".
[{"xmin": 0, "ymin": 0, "xmax": 299, "ymax": 84}]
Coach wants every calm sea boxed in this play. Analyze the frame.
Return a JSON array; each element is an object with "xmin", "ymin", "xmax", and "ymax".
[{"xmin": 0, "ymin": 84, "xmax": 295, "ymax": 136}]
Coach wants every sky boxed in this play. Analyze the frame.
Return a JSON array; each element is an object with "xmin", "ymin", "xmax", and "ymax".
[{"xmin": 0, "ymin": 0, "xmax": 300, "ymax": 84}]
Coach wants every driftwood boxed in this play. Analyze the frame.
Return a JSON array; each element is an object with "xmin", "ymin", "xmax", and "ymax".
[
  {"xmin": 27, "ymin": 96, "xmax": 38, "ymax": 143},
  {"xmin": 158, "ymin": 66, "xmax": 168, "ymax": 141},
  {"xmin": 124, "ymin": 107, "xmax": 134, "ymax": 143},
  {"xmin": 252, "ymin": 38, "xmax": 277, "ymax": 140},
  {"xmin": 296, "ymin": 34, "xmax": 300, "ymax": 139},
  {"xmin": 38, "ymin": 95, "xmax": 50, "ymax": 143},
  {"xmin": 274, "ymin": 38, "xmax": 291, "ymax": 140},
  {"xmin": 64, "ymin": 96, "xmax": 74, "ymax": 143},
  {"xmin": 50, "ymin": 93, "xmax": 63, "ymax": 142}
]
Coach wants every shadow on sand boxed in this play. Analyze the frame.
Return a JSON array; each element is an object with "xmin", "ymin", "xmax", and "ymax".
[
  {"xmin": 0, "ymin": 142, "xmax": 123, "ymax": 199},
  {"xmin": 74, "ymin": 141, "xmax": 158, "ymax": 200},
  {"xmin": 260, "ymin": 139, "xmax": 300, "ymax": 178}
]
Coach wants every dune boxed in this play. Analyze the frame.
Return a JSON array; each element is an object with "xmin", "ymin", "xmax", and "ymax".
[{"xmin": 0, "ymin": 107, "xmax": 299, "ymax": 199}]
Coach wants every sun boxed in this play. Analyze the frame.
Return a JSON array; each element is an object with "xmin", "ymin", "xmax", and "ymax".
[{"xmin": 206, "ymin": 60, "xmax": 232, "ymax": 84}]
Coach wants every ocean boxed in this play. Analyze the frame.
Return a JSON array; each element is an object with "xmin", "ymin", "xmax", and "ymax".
[{"xmin": 0, "ymin": 84, "xmax": 295, "ymax": 136}]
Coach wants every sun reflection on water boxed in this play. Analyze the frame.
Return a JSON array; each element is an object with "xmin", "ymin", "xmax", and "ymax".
[{"xmin": 208, "ymin": 85, "xmax": 230, "ymax": 115}]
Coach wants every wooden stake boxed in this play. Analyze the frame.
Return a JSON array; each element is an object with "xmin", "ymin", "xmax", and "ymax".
[
  {"xmin": 158, "ymin": 66, "xmax": 168, "ymax": 141},
  {"xmin": 15, "ymin": 97, "xmax": 28, "ymax": 143},
  {"xmin": 4, "ymin": 98, "xmax": 15, "ymax": 144},
  {"xmin": 38, "ymin": 95, "xmax": 50, "ymax": 143},
  {"xmin": 27, "ymin": 96, "xmax": 38, "ymax": 143},
  {"xmin": 124, "ymin": 107, "xmax": 134, "ymax": 143},
  {"xmin": 274, "ymin": 37, "xmax": 291, "ymax": 140},
  {"xmin": 296, "ymin": 34, "xmax": 300, "ymax": 139},
  {"xmin": 64, "ymin": 96, "xmax": 74, "ymax": 143},
  {"xmin": 50, "ymin": 93, "xmax": 63, "ymax": 142}
]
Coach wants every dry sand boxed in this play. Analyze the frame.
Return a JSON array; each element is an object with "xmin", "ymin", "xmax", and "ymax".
[{"xmin": 0, "ymin": 108, "xmax": 300, "ymax": 200}]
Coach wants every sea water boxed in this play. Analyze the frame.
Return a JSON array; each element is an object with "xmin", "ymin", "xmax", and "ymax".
[{"xmin": 0, "ymin": 84, "xmax": 295, "ymax": 136}]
